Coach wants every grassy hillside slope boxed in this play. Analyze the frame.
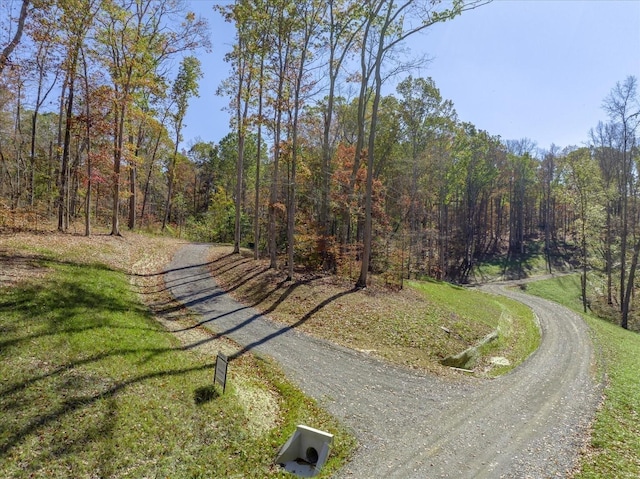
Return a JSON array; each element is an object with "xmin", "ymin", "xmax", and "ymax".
[{"xmin": 0, "ymin": 231, "xmax": 354, "ymax": 478}]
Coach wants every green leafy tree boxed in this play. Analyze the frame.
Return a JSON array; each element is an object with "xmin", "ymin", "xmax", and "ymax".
[
  {"xmin": 394, "ymin": 75, "xmax": 456, "ymax": 278},
  {"xmin": 505, "ymin": 138, "xmax": 538, "ymax": 257},
  {"xmin": 355, "ymin": 0, "xmax": 489, "ymax": 288},
  {"xmin": 188, "ymin": 141, "xmax": 220, "ymax": 215},
  {"xmin": 96, "ymin": 0, "xmax": 207, "ymax": 236},
  {"xmin": 590, "ymin": 121, "xmax": 620, "ymax": 306},
  {"xmin": 562, "ymin": 147, "xmax": 605, "ymax": 312},
  {"xmin": 162, "ymin": 55, "xmax": 202, "ymax": 230}
]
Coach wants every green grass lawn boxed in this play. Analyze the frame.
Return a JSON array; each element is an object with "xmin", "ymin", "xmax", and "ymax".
[
  {"xmin": 0, "ymin": 257, "xmax": 354, "ymax": 478},
  {"xmin": 524, "ymin": 275, "xmax": 640, "ymax": 478}
]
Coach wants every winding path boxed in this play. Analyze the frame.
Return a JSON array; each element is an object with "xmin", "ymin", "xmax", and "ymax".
[{"xmin": 165, "ymin": 244, "xmax": 601, "ymax": 478}]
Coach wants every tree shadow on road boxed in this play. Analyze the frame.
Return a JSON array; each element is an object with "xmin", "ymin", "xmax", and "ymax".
[{"xmin": 228, "ymin": 287, "xmax": 359, "ymax": 361}]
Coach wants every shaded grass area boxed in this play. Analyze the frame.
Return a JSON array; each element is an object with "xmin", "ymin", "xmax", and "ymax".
[
  {"xmin": 0, "ymin": 252, "xmax": 354, "ymax": 478},
  {"xmin": 524, "ymin": 275, "xmax": 640, "ymax": 478},
  {"xmin": 473, "ymin": 253, "xmax": 549, "ymax": 282},
  {"xmin": 472, "ymin": 241, "xmax": 577, "ymax": 283},
  {"xmin": 207, "ymin": 248, "xmax": 538, "ymax": 375}
]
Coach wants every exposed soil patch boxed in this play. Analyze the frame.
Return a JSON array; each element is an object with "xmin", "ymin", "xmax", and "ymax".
[{"xmin": 0, "ymin": 252, "xmax": 48, "ymax": 287}]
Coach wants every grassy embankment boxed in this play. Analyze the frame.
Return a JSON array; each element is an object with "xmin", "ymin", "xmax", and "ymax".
[
  {"xmin": 203, "ymin": 248, "xmax": 539, "ymax": 376},
  {"xmin": 524, "ymin": 275, "xmax": 640, "ymax": 478},
  {"xmin": 0, "ymin": 231, "xmax": 354, "ymax": 478}
]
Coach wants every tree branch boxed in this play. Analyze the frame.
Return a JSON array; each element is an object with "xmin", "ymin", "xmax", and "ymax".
[{"xmin": 0, "ymin": 0, "xmax": 30, "ymax": 73}]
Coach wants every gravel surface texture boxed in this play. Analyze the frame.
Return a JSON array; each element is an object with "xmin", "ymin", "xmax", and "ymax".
[{"xmin": 165, "ymin": 244, "xmax": 602, "ymax": 478}]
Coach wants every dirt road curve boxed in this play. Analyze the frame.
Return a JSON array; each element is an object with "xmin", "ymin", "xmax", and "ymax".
[{"xmin": 165, "ymin": 244, "xmax": 602, "ymax": 478}]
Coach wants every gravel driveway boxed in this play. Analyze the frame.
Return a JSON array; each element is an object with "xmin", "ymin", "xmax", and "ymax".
[{"xmin": 165, "ymin": 244, "xmax": 602, "ymax": 478}]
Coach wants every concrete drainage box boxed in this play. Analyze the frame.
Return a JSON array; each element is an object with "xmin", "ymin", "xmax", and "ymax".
[{"xmin": 275, "ymin": 425, "xmax": 333, "ymax": 477}]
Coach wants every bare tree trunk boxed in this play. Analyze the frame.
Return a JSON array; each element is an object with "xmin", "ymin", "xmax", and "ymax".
[
  {"xmin": 605, "ymin": 209, "xmax": 613, "ymax": 304},
  {"xmin": 268, "ymin": 38, "xmax": 289, "ymax": 270},
  {"xmin": 581, "ymin": 220, "xmax": 588, "ymax": 313},
  {"xmin": 84, "ymin": 126, "xmax": 91, "ymax": 236},
  {"xmin": 234, "ymin": 131, "xmax": 245, "ymax": 253},
  {"xmin": 14, "ymin": 80, "xmax": 24, "ymax": 209},
  {"xmin": 233, "ymin": 40, "xmax": 251, "ymax": 254},
  {"xmin": 162, "ymin": 150, "xmax": 176, "ymax": 231},
  {"xmin": 29, "ymin": 42, "xmax": 58, "ymax": 207},
  {"xmin": 140, "ymin": 129, "xmax": 163, "ymax": 221},
  {"xmin": 268, "ymin": 114, "xmax": 281, "ymax": 269},
  {"xmin": 356, "ymin": 2, "xmax": 387, "ymax": 289},
  {"xmin": 29, "ymin": 110, "xmax": 38, "ymax": 207},
  {"xmin": 253, "ymin": 59, "xmax": 264, "ymax": 260}
]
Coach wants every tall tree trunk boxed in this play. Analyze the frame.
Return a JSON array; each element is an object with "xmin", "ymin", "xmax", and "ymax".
[
  {"xmin": 163, "ymin": 115, "xmax": 184, "ymax": 231},
  {"xmin": 621, "ymin": 237, "xmax": 640, "ymax": 329},
  {"xmin": 253, "ymin": 58, "xmax": 264, "ymax": 260},
  {"xmin": 14, "ymin": 80, "xmax": 24, "ymax": 210},
  {"xmin": 58, "ymin": 75, "xmax": 75, "ymax": 232},
  {"xmin": 619, "ymin": 190, "xmax": 628, "ymax": 311},
  {"xmin": 234, "ymin": 132, "xmax": 245, "ymax": 253},
  {"xmin": 233, "ymin": 41, "xmax": 251, "ymax": 254},
  {"xmin": 286, "ymin": 142, "xmax": 296, "ymax": 280},
  {"xmin": 29, "ymin": 43, "xmax": 58, "ymax": 207},
  {"xmin": 84, "ymin": 120, "xmax": 91, "ymax": 236},
  {"xmin": 356, "ymin": 47, "xmax": 383, "ymax": 289},
  {"xmin": 268, "ymin": 30, "xmax": 290, "ymax": 269},
  {"xmin": 128, "ymin": 166, "xmax": 136, "ymax": 229},
  {"xmin": 356, "ymin": 2, "xmax": 387, "ymax": 289},
  {"xmin": 29, "ymin": 108, "xmax": 38, "ymax": 207},
  {"xmin": 581, "ymin": 218, "xmax": 588, "ymax": 313},
  {"xmin": 140, "ymin": 128, "xmax": 163, "ymax": 221},
  {"xmin": 111, "ymin": 104, "xmax": 125, "ymax": 236},
  {"xmin": 605, "ymin": 208, "xmax": 613, "ymax": 305},
  {"xmin": 269, "ymin": 110, "xmax": 282, "ymax": 269},
  {"xmin": 163, "ymin": 144, "xmax": 178, "ymax": 231},
  {"xmin": 54, "ymin": 74, "xmax": 67, "ymax": 224}
]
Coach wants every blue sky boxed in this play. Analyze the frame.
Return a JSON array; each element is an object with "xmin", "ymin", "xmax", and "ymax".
[{"xmin": 183, "ymin": 0, "xmax": 640, "ymax": 152}]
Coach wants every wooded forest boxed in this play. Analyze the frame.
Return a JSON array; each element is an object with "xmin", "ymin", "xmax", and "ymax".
[{"xmin": 1, "ymin": 0, "xmax": 639, "ymax": 329}]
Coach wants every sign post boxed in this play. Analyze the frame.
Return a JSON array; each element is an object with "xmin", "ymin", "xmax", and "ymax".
[{"xmin": 214, "ymin": 352, "xmax": 228, "ymax": 393}]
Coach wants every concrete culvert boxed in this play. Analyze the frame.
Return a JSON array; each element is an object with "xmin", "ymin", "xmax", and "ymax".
[{"xmin": 275, "ymin": 425, "xmax": 333, "ymax": 477}]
